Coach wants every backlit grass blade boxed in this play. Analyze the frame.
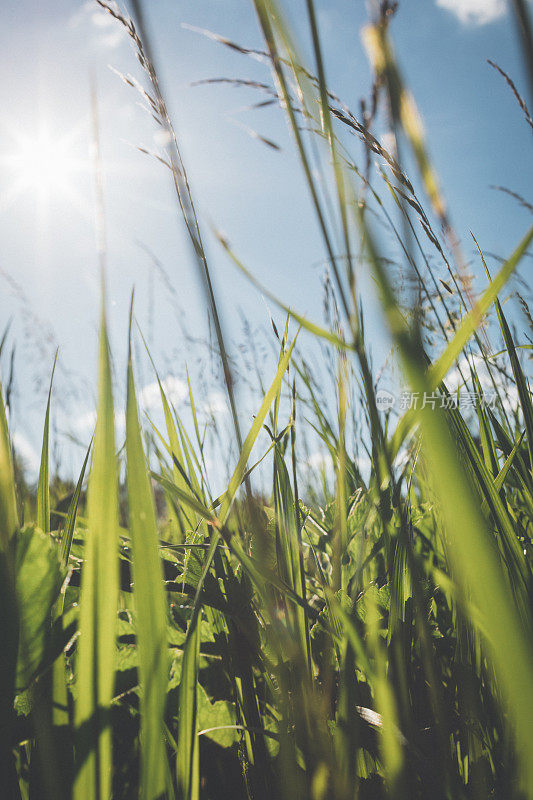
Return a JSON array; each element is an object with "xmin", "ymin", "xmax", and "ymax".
[
  {"xmin": 444, "ymin": 392, "xmax": 531, "ymax": 608},
  {"xmin": 141, "ymin": 333, "xmax": 198, "ymax": 536},
  {"xmin": 494, "ymin": 431, "xmax": 526, "ymax": 493},
  {"xmin": 362, "ymin": 21, "xmax": 447, "ymax": 224},
  {"xmin": 74, "ymin": 303, "xmax": 119, "ymax": 800},
  {"xmin": 216, "ymin": 211, "xmax": 352, "ymax": 354},
  {"xmin": 475, "ymin": 234, "xmax": 533, "ymax": 474},
  {"xmin": 0, "ymin": 378, "xmax": 18, "ymax": 784},
  {"xmin": 488, "ymin": 407, "xmax": 533, "ymax": 496},
  {"xmin": 386, "ymin": 226, "xmax": 533, "ymax": 463},
  {"xmin": 126, "ymin": 321, "xmax": 170, "ymax": 800},
  {"xmin": 252, "ymin": 0, "xmax": 353, "ymax": 327},
  {"xmin": 493, "ymin": 296, "xmax": 533, "ymax": 476},
  {"xmin": 60, "ymin": 442, "xmax": 91, "ymax": 570},
  {"xmin": 37, "ymin": 351, "xmax": 57, "ymax": 534},
  {"xmin": 273, "ymin": 446, "xmax": 309, "ymax": 661},
  {"xmin": 0, "ymin": 378, "xmax": 18, "ymax": 547},
  {"xmin": 473, "ymin": 368, "xmax": 500, "ymax": 477},
  {"xmin": 0, "ymin": 321, "xmax": 12, "ymax": 359},
  {"xmin": 427, "ymin": 226, "xmax": 533, "ymax": 388},
  {"xmin": 52, "ymin": 441, "xmax": 91, "ymax": 743},
  {"xmin": 176, "ymin": 620, "xmax": 200, "ymax": 800}
]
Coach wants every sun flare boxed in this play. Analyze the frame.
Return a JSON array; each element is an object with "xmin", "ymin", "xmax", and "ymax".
[
  {"xmin": 1, "ymin": 122, "xmax": 86, "ymax": 211},
  {"xmin": 17, "ymin": 131, "xmax": 74, "ymax": 188}
]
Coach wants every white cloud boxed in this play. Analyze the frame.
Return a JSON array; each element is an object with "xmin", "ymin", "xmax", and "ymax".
[
  {"xmin": 12, "ymin": 432, "xmax": 40, "ymax": 474},
  {"xmin": 153, "ymin": 130, "xmax": 173, "ymax": 148},
  {"xmin": 436, "ymin": 0, "xmax": 506, "ymax": 25},
  {"xmin": 69, "ymin": 1, "xmax": 127, "ymax": 49},
  {"xmin": 441, "ymin": 353, "xmax": 520, "ymax": 416},
  {"xmin": 307, "ymin": 450, "xmax": 372, "ymax": 480},
  {"xmin": 71, "ymin": 376, "xmax": 186, "ymax": 438},
  {"xmin": 140, "ymin": 376, "xmax": 188, "ymax": 412},
  {"xmin": 380, "ymin": 131, "xmax": 396, "ymax": 155},
  {"xmin": 201, "ymin": 390, "xmax": 228, "ymax": 418},
  {"xmin": 75, "ymin": 409, "xmax": 96, "ymax": 432},
  {"xmin": 74, "ymin": 409, "xmax": 126, "ymax": 435},
  {"xmin": 308, "ymin": 451, "xmax": 334, "ymax": 472}
]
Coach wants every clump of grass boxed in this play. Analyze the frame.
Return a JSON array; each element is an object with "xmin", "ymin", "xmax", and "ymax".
[{"xmin": 1, "ymin": 2, "xmax": 533, "ymax": 799}]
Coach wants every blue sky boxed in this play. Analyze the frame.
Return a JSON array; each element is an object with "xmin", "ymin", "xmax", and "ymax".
[{"xmin": 0, "ymin": 0, "xmax": 531, "ymax": 481}]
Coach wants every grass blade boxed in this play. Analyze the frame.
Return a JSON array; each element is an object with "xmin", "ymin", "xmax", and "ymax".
[
  {"xmin": 74, "ymin": 302, "xmax": 119, "ymax": 800},
  {"xmin": 60, "ymin": 442, "xmax": 91, "ymax": 570},
  {"xmin": 126, "ymin": 317, "xmax": 170, "ymax": 800},
  {"xmin": 37, "ymin": 351, "xmax": 58, "ymax": 534},
  {"xmin": 0, "ymin": 378, "xmax": 18, "ymax": 547}
]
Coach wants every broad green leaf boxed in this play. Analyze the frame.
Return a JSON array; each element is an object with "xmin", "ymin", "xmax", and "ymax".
[
  {"xmin": 196, "ymin": 686, "xmax": 237, "ymax": 748},
  {"xmin": 15, "ymin": 525, "xmax": 64, "ymax": 691}
]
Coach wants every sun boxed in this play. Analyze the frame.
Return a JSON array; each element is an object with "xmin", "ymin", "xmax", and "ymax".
[
  {"xmin": 14, "ymin": 129, "xmax": 75, "ymax": 192},
  {"xmin": 1, "ymin": 121, "xmax": 88, "ymax": 212}
]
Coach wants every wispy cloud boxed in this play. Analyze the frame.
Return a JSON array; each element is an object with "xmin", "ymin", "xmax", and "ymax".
[{"xmin": 436, "ymin": 0, "xmax": 506, "ymax": 26}]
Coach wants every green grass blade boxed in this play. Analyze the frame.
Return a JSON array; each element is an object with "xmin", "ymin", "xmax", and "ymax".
[
  {"xmin": 126, "ymin": 323, "xmax": 170, "ymax": 800},
  {"xmin": 0, "ymin": 320, "xmax": 12, "ymax": 359},
  {"xmin": 219, "ymin": 330, "xmax": 299, "ymax": 525},
  {"xmin": 175, "ymin": 620, "xmax": 200, "ymax": 800},
  {"xmin": 60, "ymin": 442, "xmax": 91, "ymax": 570},
  {"xmin": 0, "ymin": 378, "xmax": 18, "ymax": 548},
  {"xmin": 387, "ymin": 227, "xmax": 533, "ymax": 465},
  {"xmin": 488, "ymin": 407, "xmax": 533, "ymax": 496},
  {"xmin": 51, "ymin": 441, "xmax": 93, "ymax": 741},
  {"xmin": 74, "ymin": 304, "xmax": 119, "ymax": 800},
  {"xmin": 219, "ymin": 235, "xmax": 352, "ymax": 352},
  {"xmin": 37, "ymin": 351, "xmax": 58, "ymax": 534},
  {"xmin": 362, "ymin": 21, "xmax": 447, "ymax": 224},
  {"xmin": 494, "ymin": 431, "xmax": 526, "ymax": 493},
  {"xmin": 428, "ymin": 226, "xmax": 533, "ymax": 388},
  {"xmin": 494, "ymin": 297, "xmax": 533, "ymax": 475},
  {"xmin": 273, "ymin": 446, "xmax": 309, "ymax": 661},
  {"xmin": 0, "ymin": 376, "xmax": 18, "ymax": 783}
]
